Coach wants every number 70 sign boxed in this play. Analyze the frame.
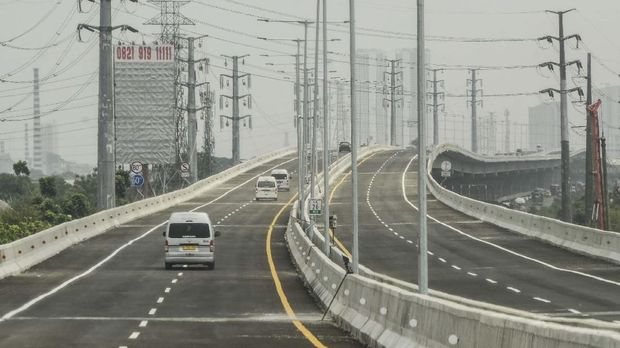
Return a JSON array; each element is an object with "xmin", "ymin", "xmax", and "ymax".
[{"xmin": 309, "ymin": 199, "xmax": 322, "ymax": 215}]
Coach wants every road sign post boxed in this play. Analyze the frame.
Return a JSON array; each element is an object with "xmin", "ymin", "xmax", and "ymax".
[{"xmin": 309, "ymin": 198, "xmax": 322, "ymax": 215}]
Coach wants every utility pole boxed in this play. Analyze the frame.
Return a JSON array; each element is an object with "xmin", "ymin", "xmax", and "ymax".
[
  {"xmin": 539, "ymin": 8, "xmax": 582, "ymax": 222},
  {"xmin": 179, "ymin": 35, "xmax": 208, "ymax": 183},
  {"xmin": 417, "ymin": 0, "xmax": 428, "ymax": 295},
  {"xmin": 585, "ymin": 53, "xmax": 594, "ymax": 226},
  {"xmin": 467, "ymin": 69, "xmax": 482, "ymax": 153},
  {"xmin": 219, "ymin": 55, "xmax": 252, "ymax": 164},
  {"xmin": 427, "ymin": 68, "xmax": 444, "ymax": 146},
  {"xmin": 384, "ymin": 59, "xmax": 402, "ymax": 146},
  {"xmin": 311, "ymin": 0, "xmax": 321, "ymax": 200},
  {"xmin": 77, "ymin": 0, "xmax": 137, "ymax": 210}
]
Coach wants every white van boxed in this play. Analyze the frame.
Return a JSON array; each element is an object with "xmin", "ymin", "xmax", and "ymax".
[
  {"xmin": 163, "ymin": 212, "xmax": 220, "ymax": 270},
  {"xmin": 270, "ymin": 168, "xmax": 291, "ymax": 191},
  {"xmin": 255, "ymin": 176, "xmax": 278, "ymax": 201}
]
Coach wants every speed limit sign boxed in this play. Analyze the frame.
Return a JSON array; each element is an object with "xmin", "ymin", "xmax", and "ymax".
[{"xmin": 130, "ymin": 161, "xmax": 143, "ymax": 174}]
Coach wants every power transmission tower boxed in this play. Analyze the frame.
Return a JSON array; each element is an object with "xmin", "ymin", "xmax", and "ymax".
[
  {"xmin": 585, "ymin": 53, "xmax": 593, "ymax": 226},
  {"xmin": 145, "ymin": 0, "xmax": 194, "ymax": 46},
  {"xmin": 77, "ymin": 0, "xmax": 138, "ymax": 210},
  {"xmin": 178, "ymin": 36, "xmax": 209, "ymax": 183},
  {"xmin": 219, "ymin": 55, "xmax": 252, "ymax": 164},
  {"xmin": 538, "ymin": 8, "xmax": 583, "ymax": 222},
  {"xmin": 200, "ymin": 83, "xmax": 215, "ymax": 178},
  {"xmin": 384, "ymin": 59, "xmax": 402, "ymax": 146},
  {"xmin": 467, "ymin": 69, "xmax": 482, "ymax": 153},
  {"xmin": 427, "ymin": 68, "xmax": 444, "ymax": 146}
]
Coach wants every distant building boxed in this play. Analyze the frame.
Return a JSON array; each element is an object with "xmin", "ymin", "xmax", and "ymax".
[
  {"xmin": 0, "ymin": 153, "xmax": 13, "ymax": 174},
  {"xmin": 528, "ymin": 102, "xmax": 560, "ymax": 152}
]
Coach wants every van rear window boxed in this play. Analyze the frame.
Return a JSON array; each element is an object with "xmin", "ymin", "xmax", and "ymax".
[
  {"xmin": 168, "ymin": 223, "xmax": 210, "ymax": 238},
  {"xmin": 258, "ymin": 181, "xmax": 276, "ymax": 188},
  {"xmin": 272, "ymin": 174, "xmax": 287, "ymax": 180}
]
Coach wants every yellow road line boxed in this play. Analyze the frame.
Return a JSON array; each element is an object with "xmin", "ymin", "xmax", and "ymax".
[
  {"xmin": 327, "ymin": 152, "xmax": 378, "ymax": 258},
  {"xmin": 266, "ymin": 194, "xmax": 327, "ymax": 348}
]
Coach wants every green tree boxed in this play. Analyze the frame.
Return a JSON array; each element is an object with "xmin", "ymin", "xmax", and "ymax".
[
  {"xmin": 39, "ymin": 177, "xmax": 57, "ymax": 198},
  {"xmin": 62, "ymin": 192, "xmax": 92, "ymax": 218},
  {"xmin": 0, "ymin": 173, "xmax": 34, "ymax": 202},
  {"xmin": 13, "ymin": 160, "xmax": 30, "ymax": 176},
  {"xmin": 115, "ymin": 167, "xmax": 131, "ymax": 205}
]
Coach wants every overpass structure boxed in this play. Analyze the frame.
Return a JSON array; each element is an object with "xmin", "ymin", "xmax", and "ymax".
[{"xmin": 0, "ymin": 147, "xmax": 619, "ymax": 347}]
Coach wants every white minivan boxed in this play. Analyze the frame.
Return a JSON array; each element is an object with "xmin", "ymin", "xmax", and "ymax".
[
  {"xmin": 270, "ymin": 168, "xmax": 291, "ymax": 191},
  {"xmin": 163, "ymin": 212, "xmax": 220, "ymax": 270},
  {"xmin": 255, "ymin": 176, "xmax": 278, "ymax": 201}
]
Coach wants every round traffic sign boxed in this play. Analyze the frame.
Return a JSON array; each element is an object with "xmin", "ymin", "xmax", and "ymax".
[
  {"xmin": 132, "ymin": 174, "xmax": 145, "ymax": 187},
  {"xmin": 180, "ymin": 162, "xmax": 190, "ymax": 173},
  {"xmin": 130, "ymin": 161, "xmax": 143, "ymax": 174},
  {"xmin": 440, "ymin": 160, "xmax": 452, "ymax": 171}
]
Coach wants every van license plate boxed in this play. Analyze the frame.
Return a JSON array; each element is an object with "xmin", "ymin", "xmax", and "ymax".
[{"xmin": 182, "ymin": 245, "xmax": 197, "ymax": 251}]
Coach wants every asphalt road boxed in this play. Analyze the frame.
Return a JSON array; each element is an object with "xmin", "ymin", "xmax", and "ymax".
[
  {"xmin": 330, "ymin": 149, "xmax": 620, "ymax": 323},
  {"xmin": 0, "ymin": 155, "xmax": 361, "ymax": 348}
]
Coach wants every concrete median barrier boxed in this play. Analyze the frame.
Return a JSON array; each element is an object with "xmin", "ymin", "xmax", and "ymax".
[
  {"xmin": 0, "ymin": 147, "xmax": 295, "ymax": 280},
  {"xmin": 286, "ymin": 145, "xmax": 620, "ymax": 348}
]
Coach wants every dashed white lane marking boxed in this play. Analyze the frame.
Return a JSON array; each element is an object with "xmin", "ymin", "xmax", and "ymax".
[
  {"xmin": 438, "ymin": 258, "xmax": 447, "ymax": 263},
  {"xmin": 533, "ymin": 297, "xmax": 551, "ymax": 303},
  {"xmin": 400, "ymin": 154, "xmax": 620, "ymax": 288},
  {"xmin": 119, "ymin": 346, "xmax": 128, "ymax": 348},
  {"xmin": 467, "ymin": 272, "xmax": 478, "ymax": 277},
  {"xmin": 164, "ymin": 287, "xmax": 171, "ymax": 293},
  {"xmin": 129, "ymin": 332, "xmax": 140, "ymax": 339},
  {"xmin": 507, "ymin": 287, "xmax": 521, "ymax": 293},
  {"xmin": 157, "ymin": 297, "xmax": 164, "ymax": 304},
  {"xmin": 399, "ymin": 236, "xmax": 405, "ymax": 240},
  {"xmin": 451, "ymin": 265, "xmax": 461, "ymax": 270},
  {"xmin": 407, "ymin": 240, "xmax": 413, "ymax": 244},
  {"xmin": 485, "ymin": 278, "xmax": 498, "ymax": 284},
  {"xmin": 171, "ymin": 279, "xmax": 178, "ymax": 284},
  {"xmin": 148, "ymin": 308, "xmax": 157, "ymax": 315},
  {"xmin": 139, "ymin": 320, "xmax": 148, "ymax": 327},
  {"xmin": 427, "ymin": 251, "xmax": 434, "ymax": 256},
  {"xmin": 177, "ymin": 272, "xmax": 183, "ymax": 277},
  {"xmin": 568, "ymin": 308, "xmax": 581, "ymax": 314}
]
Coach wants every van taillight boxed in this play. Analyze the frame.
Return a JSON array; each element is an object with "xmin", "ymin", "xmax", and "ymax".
[
  {"xmin": 209, "ymin": 240, "xmax": 214, "ymax": 252},
  {"xmin": 165, "ymin": 239, "xmax": 169, "ymax": 252}
]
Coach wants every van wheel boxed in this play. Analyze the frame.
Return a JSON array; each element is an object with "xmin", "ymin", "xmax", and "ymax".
[{"xmin": 165, "ymin": 262, "xmax": 173, "ymax": 270}]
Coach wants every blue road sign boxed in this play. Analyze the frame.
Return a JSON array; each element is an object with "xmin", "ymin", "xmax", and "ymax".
[{"xmin": 132, "ymin": 174, "xmax": 145, "ymax": 187}]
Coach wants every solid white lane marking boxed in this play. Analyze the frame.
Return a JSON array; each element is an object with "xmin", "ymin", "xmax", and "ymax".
[
  {"xmin": 485, "ymin": 278, "xmax": 498, "ymax": 284},
  {"xmin": 139, "ymin": 320, "xmax": 148, "ymax": 327},
  {"xmin": 148, "ymin": 308, "xmax": 157, "ymax": 315},
  {"xmin": 467, "ymin": 272, "xmax": 478, "ymax": 277},
  {"xmin": 400, "ymin": 154, "xmax": 620, "ymax": 288},
  {"xmin": 568, "ymin": 308, "xmax": 581, "ymax": 314},
  {"xmin": 533, "ymin": 297, "xmax": 551, "ymax": 303},
  {"xmin": 129, "ymin": 332, "xmax": 140, "ymax": 339},
  {"xmin": 438, "ymin": 258, "xmax": 447, "ymax": 263},
  {"xmin": 171, "ymin": 279, "xmax": 178, "ymax": 284},
  {"xmin": 451, "ymin": 265, "xmax": 461, "ymax": 270},
  {"xmin": 164, "ymin": 287, "xmax": 171, "ymax": 293},
  {"xmin": 507, "ymin": 287, "xmax": 521, "ymax": 293},
  {"xmin": 157, "ymin": 297, "xmax": 164, "ymax": 304}
]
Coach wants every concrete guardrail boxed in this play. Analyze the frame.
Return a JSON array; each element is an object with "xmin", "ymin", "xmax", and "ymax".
[
  {"xmin": 0, "ymin": 147, "xmax": 295, "ymax": 280},
  {"xmin": 427, "ymin": 144, "xmax": 620, "ymax": 265},
  {"xmin": 287, "ymin": 145, "xmax": 620, "ymax": 348}
]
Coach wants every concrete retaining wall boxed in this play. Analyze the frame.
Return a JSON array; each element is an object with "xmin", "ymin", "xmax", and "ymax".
[
  {"xmin": 427, "ymin": 144, "xmax": 620, "ymax": 264},
  {"xmin": 0, "ymin": 147, "xmax": 295, "ymax": 279}
]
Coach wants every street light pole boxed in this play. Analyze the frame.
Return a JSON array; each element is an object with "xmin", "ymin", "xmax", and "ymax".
[
  {"xmin": 322, "ymin": 0, "xmax": 330, "ymax": 255},
  {"xmin": 417, "ymin": 0, "xmax": 429, "ymax": 294},
  {"xmin": 349, "ymin": 0, "xmax": 359, "ymax": 273},
  {"xmin": 311, "ymin": 0, "xmax": 321, "ymax": 200}
]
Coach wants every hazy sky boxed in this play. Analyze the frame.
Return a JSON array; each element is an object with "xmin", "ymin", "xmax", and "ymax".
[{"xmin": 1, "ymin": 0, "xmax": 619, "ymax": 166}]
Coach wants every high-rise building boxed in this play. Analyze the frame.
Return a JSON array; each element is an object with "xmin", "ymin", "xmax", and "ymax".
[
  {"xmin": 396, "ymin": 48, "xmax": 431, "ymax": 147},
  {"xmin": 528, "ymin": 102, "xmax": 560, "ymax": 152},
  {"xmin": 357, "ymin": 49, "xmax": 387, "ymax": 145},
  {"xmin": 41, "ymin": 121, "xmax": 58, "ymax": 173}
]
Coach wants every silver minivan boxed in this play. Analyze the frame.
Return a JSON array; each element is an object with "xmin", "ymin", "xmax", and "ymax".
[{"xmin": 163, "ymin": 212, "xmax": 221, "ymax": 270}]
